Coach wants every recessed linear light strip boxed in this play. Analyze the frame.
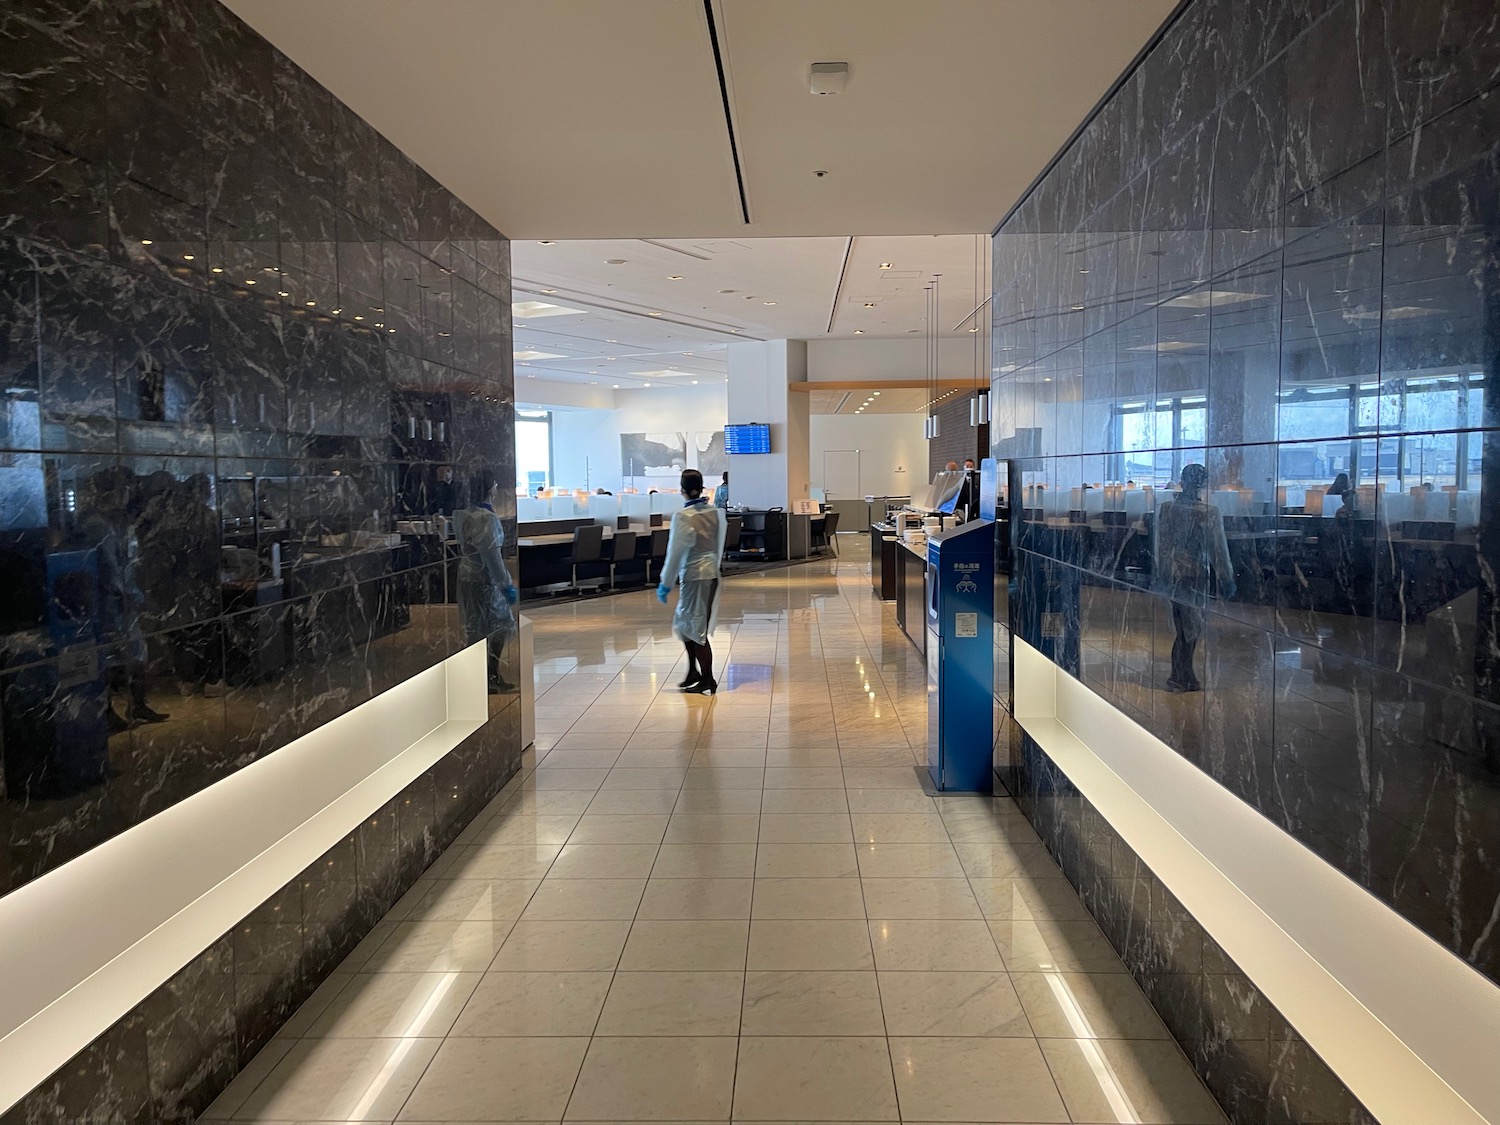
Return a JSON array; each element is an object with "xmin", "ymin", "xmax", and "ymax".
[
  {"xmin": 637, "ymin": 238, "xmax": 714, "ymax": 262},
  {"xmin": 701, "ymin": 0, "xmax": 751, "ymax": 225},
  {"xmin": 0, "ymin": 643, "xmax": 490, "ymax": 1116},
  {"xmin": 825, "ymin": 236, "xmax": 855, "ymax": 335},
  {"xmin": 512, "ymin": 278, "xmax": 753, "ymax": 340}
]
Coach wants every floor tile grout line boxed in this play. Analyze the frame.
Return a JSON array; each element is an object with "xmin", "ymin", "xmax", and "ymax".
[{"xmin": 556, "ymin": 685, "xmax": 699, "ymax": 1125}]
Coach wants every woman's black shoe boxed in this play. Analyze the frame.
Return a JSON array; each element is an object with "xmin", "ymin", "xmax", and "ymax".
[
  {"xmin": 683, "ymin": 678, "xmax": 717, "ymax": 695},
  {"xmin": 677, "ymin": 673, "xmax": 702, "ymax": 689}
]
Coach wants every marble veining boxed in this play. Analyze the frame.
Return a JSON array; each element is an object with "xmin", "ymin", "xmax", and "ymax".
[
  {"xmin": 994, "ymin": 0, "xmax": 1500, "ymax": 1119},
  {"xmin": 0, "ymin": 0, "xmax": 521, "ymax": 1119}
]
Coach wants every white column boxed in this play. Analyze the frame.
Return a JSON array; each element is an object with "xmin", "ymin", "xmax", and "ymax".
[{"xmin": 726, "ymin": 339, "xmax": 809, "ymax": 509}]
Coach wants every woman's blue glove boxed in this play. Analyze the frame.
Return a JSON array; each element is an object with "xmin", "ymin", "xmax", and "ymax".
[
  {"xmin": 656, "ymin": 584, "xmax": 670, "ymax": 604},
  {"xmin": 503, "ymin": 585, "xmax": 519, "ymax": 605}
]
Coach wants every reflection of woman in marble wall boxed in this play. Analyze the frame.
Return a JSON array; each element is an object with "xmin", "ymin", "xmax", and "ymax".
[
  {"xmin": 455, "ymin": 468, "xmax": 518, "ymax": 693},
  {"xmin": 1153, "ymin": 463, "xmax": 1235, "ymax": 693},
  {"xmin": 81, "ymin": 467, "xmax": 168, "ymax": 728}
]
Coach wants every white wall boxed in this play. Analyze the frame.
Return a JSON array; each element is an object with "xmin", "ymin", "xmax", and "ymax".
[
  {"xmin": 807, "ymin": 337, "xmax": 983, "ymax": 382},
  {"xmin": 809, "ymin": 413, "xmax": 926, "ymax": 500},
  {"xmin": 549, "ymin": 382, "xmax": 727, "ymax": 494},
  {"xmin": 726, "ymin": 339, "xmax": 809, "ymax": 510}
]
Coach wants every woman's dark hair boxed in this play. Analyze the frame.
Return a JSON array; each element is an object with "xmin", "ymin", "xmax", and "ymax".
[
  {"xmin": 469, "ymin": 467, "xmax": 497, "ymax": 502},
  {"xmin": 680, "ymin": 469, "xmax": 705, "ymax": 499}
]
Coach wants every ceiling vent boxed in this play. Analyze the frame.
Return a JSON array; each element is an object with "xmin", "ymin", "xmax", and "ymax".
[{"xmin": 809, "ymin": 62, "xmax": 850, "ymax": 95}]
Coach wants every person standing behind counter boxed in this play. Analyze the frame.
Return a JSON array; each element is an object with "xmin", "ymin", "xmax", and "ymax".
[
  {"xmin": 657, "ymin": 469, "xmax": 727, "ymax": 695},
  {"xmin": 714, "ymin": 472, "xmax": 729, "ymax": 509},
  {"xmin": 456, "ymin": 468, "xmax": 519, "ymax": 694}
]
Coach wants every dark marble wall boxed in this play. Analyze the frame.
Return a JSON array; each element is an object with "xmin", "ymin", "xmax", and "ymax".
[
  {"xmin": 0, "ymin": 0, "xmax": 522, "ymax": 1120},
  {"xmin": 992, "ymin": 0, "xmax": 1500, "ymax": 1119}
]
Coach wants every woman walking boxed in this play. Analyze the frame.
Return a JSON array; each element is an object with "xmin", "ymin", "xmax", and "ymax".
[{"xmin": 656, "ymin": 469, "xmax": 727, "ymax": 694}]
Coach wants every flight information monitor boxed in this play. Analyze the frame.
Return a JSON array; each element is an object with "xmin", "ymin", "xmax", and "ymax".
[{"xmin": 724, "ymin": 423, "xmax": 771, "ymax": 454}]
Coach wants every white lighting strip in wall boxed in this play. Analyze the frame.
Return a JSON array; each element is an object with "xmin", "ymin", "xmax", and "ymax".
[
  {"xmin": 0, "ymin": 640, "xmax": 490, "ymax": 1116},
  {"xmin": 1012, "ymin": 638, "xmax": 1500, "ymax": 1125}
]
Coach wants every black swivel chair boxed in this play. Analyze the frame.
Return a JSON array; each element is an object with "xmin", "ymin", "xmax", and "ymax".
[
  {"xmin": 812, "ymin": 509, "xmax": 841, "ymax": 555},
  {"xmin": 646, "ymin": 528, "xmax": 670, "ymax": 584},
  {"xmin": 604, "ymin": 530, "xmax": 636, "ymax": 590},
  {"xmin": 563, "ymin": 524, "xmax": 605, "ymax": 592}
]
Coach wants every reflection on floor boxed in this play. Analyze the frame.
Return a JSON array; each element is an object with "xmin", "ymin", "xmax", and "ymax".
[{"xmin": 203, "ymin": 559, "xmax": 1226, "ymax": 1124}]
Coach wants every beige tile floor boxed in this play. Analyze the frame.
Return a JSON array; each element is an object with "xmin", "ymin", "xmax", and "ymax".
[{"xmin": 204, "ymin": 556, "xmax": 1226, "ymax": 1124}]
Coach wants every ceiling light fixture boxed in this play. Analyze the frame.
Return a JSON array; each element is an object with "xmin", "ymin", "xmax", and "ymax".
[
  {"xmin": 537, "ymin": 240, "xmax": 555, "ymax": 245},
  {"xmin": 854, "ymin": 329, "xmax": 863, "ymax": 334},
  {"xmin": 668, "ymin": 275, "xmax": 683, "ymax": 280},
  {"xmin": 211, "ymin": 267, "xmax": 223, "ymax": 273},
  {"xmin": 763, "ymin": 301, "xmax": 776, "ymax": 306},
  {"xmin": 182, "ymin": 254, "xmax": 194, "ymax": 261},
  {"xmin": 244, "ymin": 279, "xmax": 255, "ymax": 285},
  {"xmin": 649, "ymin": 311, "xmax": 662, "ymax": 317},
  {"xmin": 879, "ymin": 262, "xmax": 892, "ymax": 269}
]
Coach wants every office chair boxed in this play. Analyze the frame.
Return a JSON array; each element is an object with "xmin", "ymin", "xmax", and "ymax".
[
  {"xmin": 815, "ymin": 509, "xmax": 841, "ymax": 555},
  {"xmin": 646, "ymin": 528, "xmax": 670, "ymax": 583},
  {"xmin": 605, "ymin": 530, "xmax": 636, "ymax": 590},
  {"xmin": 563, "ymin": 524, "xmax": 605, "ymax": 592}
]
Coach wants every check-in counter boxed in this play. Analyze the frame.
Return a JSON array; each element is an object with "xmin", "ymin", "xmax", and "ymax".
[
  {"xmin": 870, "ymin": 521, "xmax": 898, "ymax": 600},
  {"xmin": 894, "ymin": 538, "xmax": 927, "ymax": 656}
]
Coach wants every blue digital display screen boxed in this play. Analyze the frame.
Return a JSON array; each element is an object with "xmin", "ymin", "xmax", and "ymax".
[{"xmin": 725, "ymin": 423, "xmax": 771, "ymax": 454}]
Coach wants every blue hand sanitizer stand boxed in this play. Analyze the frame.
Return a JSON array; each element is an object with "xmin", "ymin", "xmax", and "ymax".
[{"xmin": 925, "ymin": 519, "xmax": 995, "ymax": 792}]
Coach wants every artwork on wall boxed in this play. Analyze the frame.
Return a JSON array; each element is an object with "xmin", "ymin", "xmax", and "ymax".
[
  {"xmin": 621, "ymin": 432, "xmax": 688, "ymax": 480},
  {"xmin": 696, "ymin": 431, "xmax": 728, "ymax": 475}
]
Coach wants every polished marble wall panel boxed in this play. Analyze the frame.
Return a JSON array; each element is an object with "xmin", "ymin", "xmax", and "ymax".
[
  {"xmin": 993, "ymin": 0, "xmax": 1500, "ymax": 1117},
  {"xmin": 0, "ymin": 0, "xmax": 522, "ymax": 1119},
  {"xmin": 0, "ymin": 0, "xmax": 519, "ymax": 893}
]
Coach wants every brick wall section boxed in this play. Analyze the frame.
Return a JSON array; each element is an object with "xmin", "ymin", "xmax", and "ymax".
[{"xmin": 927, "ymin": 393, "xmax": 989, "ymax": 477}]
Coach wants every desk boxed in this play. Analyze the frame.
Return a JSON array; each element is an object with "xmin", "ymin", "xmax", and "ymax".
[
  {"xmin": 517, "ymin": 528, "xmax": 615, "ymax": 548},
  {"xmin": 733, "ymin": 510, "xmax": 786, "ymax": 560},
  {"xmin": 517, "ymin": 525, "xmax": 665, "ymax": 590}
]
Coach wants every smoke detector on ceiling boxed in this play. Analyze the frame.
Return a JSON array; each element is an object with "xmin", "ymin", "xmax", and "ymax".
[{"xmin": 809, "ymin": 62, "xmax": 849, "ymax": 95}]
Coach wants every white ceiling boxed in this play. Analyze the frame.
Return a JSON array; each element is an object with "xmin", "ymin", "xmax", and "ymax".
[
  {"xmin": 808, "ymin": 387, "xmax": 928, "ymax": 416},
  {"xmin": 510, "ymin": 233, "xmax": 991, "ymax": 389},
  {"xmin": 222, "ymin": 0, "xmax": 1175, "ymax": 239}
]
